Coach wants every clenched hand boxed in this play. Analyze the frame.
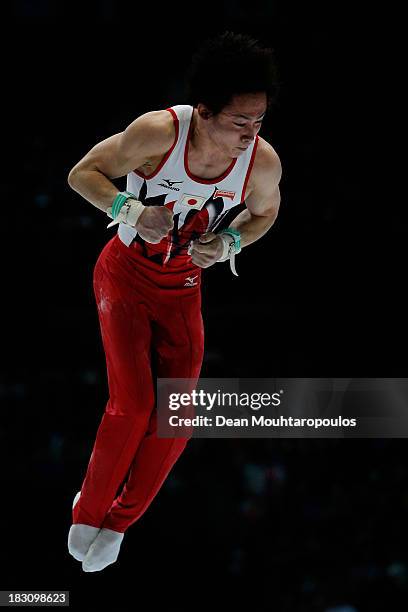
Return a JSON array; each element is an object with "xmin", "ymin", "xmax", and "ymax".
[
  {"xmin": 136, "ymin": 206, "xmax": 174, "ymax": 244},
  {"xmin": 189, "ymin": 232, "xmax": 224, "ymax": 268}
]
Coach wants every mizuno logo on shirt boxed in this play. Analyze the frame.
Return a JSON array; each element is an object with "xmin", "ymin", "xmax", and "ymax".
[{"xmin": 158, "ymin": 179, "xmax": 184, "ymax": 191}]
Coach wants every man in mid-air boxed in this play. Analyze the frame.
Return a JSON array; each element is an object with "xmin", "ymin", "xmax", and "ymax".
[{"xmin": 67, "ymin": 30, "xmax": 282, "ymax": 572}]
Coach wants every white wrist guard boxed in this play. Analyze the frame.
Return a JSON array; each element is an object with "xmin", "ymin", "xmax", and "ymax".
[
  {"xmin": 216, "ymin": 231, "xmax": 241, "ymax": 277},
  {"xmin": 106, "ymin": 193, "xmax": 145, "ymax": 228},
  {"xmin": 218, "ymin": 233, "xmax": 235, "ymax": 261}
]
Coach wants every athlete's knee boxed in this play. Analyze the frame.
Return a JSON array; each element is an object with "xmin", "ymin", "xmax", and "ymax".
[{"xmin": 104, "ymin": 397, "xmax": 154, "ymax": 420}]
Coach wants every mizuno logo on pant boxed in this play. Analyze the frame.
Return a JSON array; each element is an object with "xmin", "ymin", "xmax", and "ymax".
[{"xmin": 184, "ymin": 275, "xmax": 198, "ymax": 287}]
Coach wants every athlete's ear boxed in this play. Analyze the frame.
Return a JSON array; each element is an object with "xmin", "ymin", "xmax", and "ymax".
[{"xmin": 197, "ymin": 104, "xmax": 213, "ymax": 120}]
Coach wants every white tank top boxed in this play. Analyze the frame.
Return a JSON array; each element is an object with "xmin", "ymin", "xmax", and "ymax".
[{"xmin": 118, "ymin": 104, "xmax": 258, "ymax": 267}]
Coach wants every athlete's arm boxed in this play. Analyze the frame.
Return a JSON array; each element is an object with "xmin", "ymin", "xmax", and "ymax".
[
  {"xmin": 67, "ymin": 110, "xmax": 175, "ymax": 214},
  {"xmin": 190, "ymin": 141, "xmax": 282, "ymax": 268},
  {"xmin": 229, "ymin": 141, "xmax": 282, "ymax": 248}
]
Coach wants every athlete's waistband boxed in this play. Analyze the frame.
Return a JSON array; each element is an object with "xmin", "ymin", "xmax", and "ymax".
[
  {"xmin": 115, "ymin": 234, "xmax": 199, "ymax": 271},
  {"xmin": 110, "ymin": 234, "xmax": 202, "ymax": 292}
]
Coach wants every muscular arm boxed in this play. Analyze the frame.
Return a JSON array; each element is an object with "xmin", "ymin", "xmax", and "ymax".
[
  {"xmin": 190, "ymin": 142, "xmax": 282, "ymax": 269},
  {"xmin": 67, "ymin": 110, "xmax": 175, "ymax": 213},
  {"xmin": 229, "ymin": 143, "xmax": 282, "ymax": 248}
]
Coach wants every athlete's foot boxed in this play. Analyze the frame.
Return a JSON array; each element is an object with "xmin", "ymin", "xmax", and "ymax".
[
  {"xmin": 68, "ymin": 524, "xmax": 101, "ymax": 561},
  {"xmin": 68, "ymin": 491, "xmax": 100, "ymax": 561},
  {"xmin": 82, "ymin": 528, "xmax": 124, "ymax": 572}
]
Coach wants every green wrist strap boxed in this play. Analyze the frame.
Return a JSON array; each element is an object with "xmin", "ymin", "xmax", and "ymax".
[
  {"xmin": 111, "ymin": 191, "xmax": 137, "ymax": 219},
  {"xmin": 220, "ymin": 227, "xmax": 241, "ymax": 253}
]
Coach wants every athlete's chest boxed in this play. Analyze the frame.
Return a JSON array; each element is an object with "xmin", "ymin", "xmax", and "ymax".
[{"xmin": 135, "ymin": 152, "xmax": 254, "ymax": 197}]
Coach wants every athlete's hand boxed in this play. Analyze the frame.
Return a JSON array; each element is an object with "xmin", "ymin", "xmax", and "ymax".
[
  {"xmin": 189, "ymin": 232, "xmax": 224, "ymax": 268},
  {"xmin": 136, "ymin": 206, "xmax": 174, "ymax": 244}
]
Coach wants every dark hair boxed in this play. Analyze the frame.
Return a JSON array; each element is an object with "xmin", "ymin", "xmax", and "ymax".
[{"xmin": 184, "ymin": 31, "xmax": 280, "ymax": 116}]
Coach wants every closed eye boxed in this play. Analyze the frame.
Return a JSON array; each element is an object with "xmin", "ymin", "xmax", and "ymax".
[{"xmin": 233, "ymin": 121, "xmax": 263, "ymax": 127}]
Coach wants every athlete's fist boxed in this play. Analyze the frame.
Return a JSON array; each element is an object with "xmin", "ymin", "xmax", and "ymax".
[
  {"xmin": 136, "ymin": 206, "xmax": 174, "ymax": 244},
  {"xmin": 189, "ymin": 232, "xmax": 224, "ymax": 268}
]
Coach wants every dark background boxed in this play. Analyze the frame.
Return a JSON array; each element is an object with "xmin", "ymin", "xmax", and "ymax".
[{"xmin": 1, "ymin": 1, "xmax": 406, "ymax": 610}]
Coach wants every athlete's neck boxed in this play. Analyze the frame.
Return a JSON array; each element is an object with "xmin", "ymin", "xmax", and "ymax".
[{"xmin": 190, "ymin": 108, "xmax": 234, "ymax": 166}]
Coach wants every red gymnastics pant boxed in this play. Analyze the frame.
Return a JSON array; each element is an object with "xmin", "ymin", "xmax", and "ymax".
[{"xmin": 72, "ymin": 234, "xmax": 204, "ymax": 533}]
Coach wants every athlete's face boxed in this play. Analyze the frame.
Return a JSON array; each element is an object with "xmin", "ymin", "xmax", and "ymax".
[{"xmin": 207, "ymin": 92, "xmax": 267, "ymax": 157}]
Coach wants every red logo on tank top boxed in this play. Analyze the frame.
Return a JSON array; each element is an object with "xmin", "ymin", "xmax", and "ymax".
[
  {"xmin": 179, "ymin": 194, "xmax": 206, "ymax": 210},
  {"xmin": 214, "ymin": 189, "xmax": 236, "ymax": 200}
]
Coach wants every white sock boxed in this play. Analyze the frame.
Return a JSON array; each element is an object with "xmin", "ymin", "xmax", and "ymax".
[
  {"xmin": 68, "ymin": 524, "xmax": 101, "ymax": 561},
  {"xmin": 68, "ymin": 491, "xmax": 100, "ymax": 562},
  {"xmin": 82, "ymin": 528, "xmax": 124, "ymax": 572}
]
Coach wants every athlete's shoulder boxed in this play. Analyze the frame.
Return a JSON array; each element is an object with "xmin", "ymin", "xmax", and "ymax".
[
  {"xmin": 253, "ymin": 136, "xmax": 282, "ymax": 177},
  {"xmin": 246, "ymin": 136, "xmax": 282, "ymax": 198},
  {"xmin": 124, "ymin": 109, "xmax": 176, "ymax": 154},
  {"xmin": 245, "ymin": 137, "xmax": 281, "ymax": 215}
]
